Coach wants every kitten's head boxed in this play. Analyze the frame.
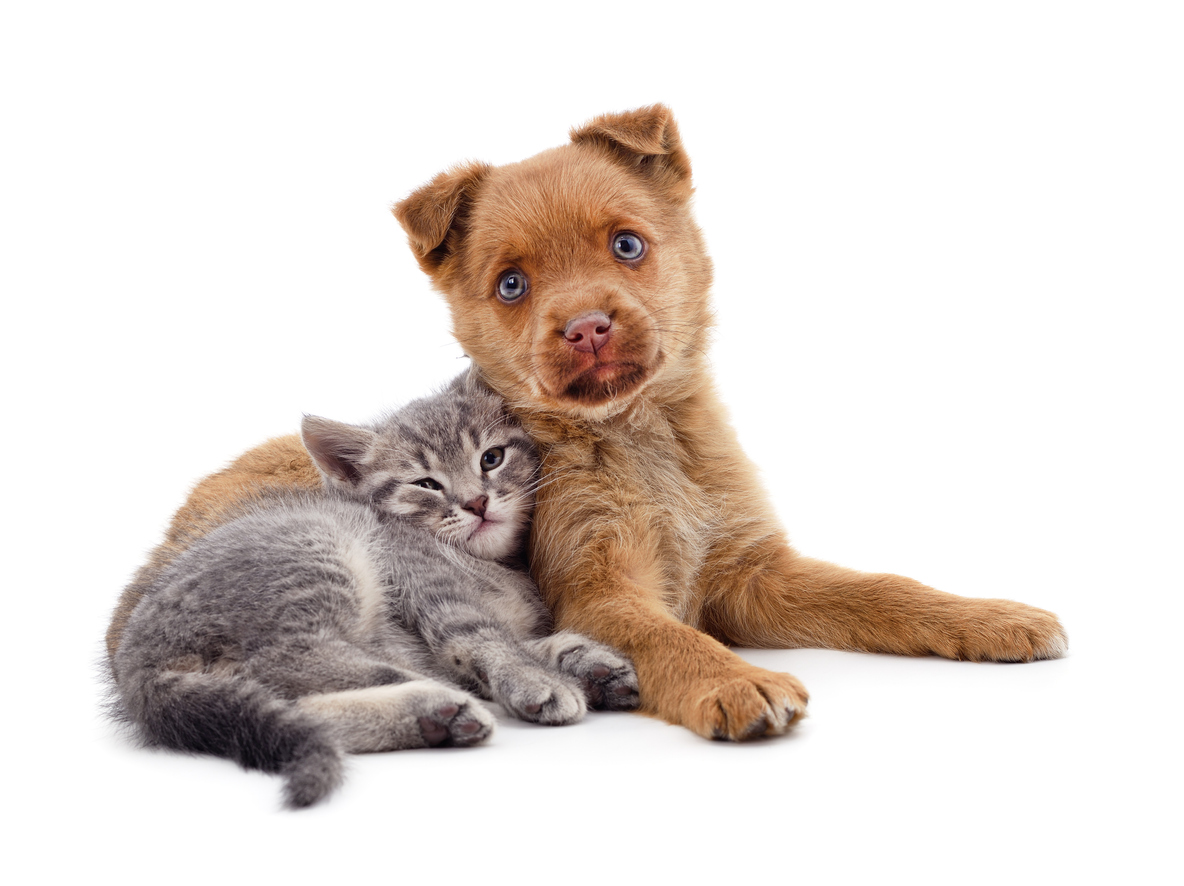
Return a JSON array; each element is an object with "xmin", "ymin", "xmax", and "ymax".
[{"xmin": 301, "ymin": 370, "xmax": 540, "ymax": 562}]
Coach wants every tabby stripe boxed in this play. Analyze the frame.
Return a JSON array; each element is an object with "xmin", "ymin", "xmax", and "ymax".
[{"xmin": 370, "ymin": 479, "xmax": 400, "ymax": 503}]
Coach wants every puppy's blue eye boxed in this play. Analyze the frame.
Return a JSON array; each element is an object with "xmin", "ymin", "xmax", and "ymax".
[
  {"xmin": 611, "ymin": 232, "xmax": 646, "ymax": 262},
  {"xmin": 497, "ymin": 270, "xmax": 529, "ymax": 303}
]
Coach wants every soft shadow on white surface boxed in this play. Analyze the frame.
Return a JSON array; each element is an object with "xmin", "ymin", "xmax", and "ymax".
[{"xmin": 3, "ymin": 3, "xmax": 1179, "ymax": 884}]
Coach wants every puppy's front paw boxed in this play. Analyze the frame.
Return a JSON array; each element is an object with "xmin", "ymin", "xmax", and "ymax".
[
  {"xmin": 685, "ymin": 668, "xmax": 808, "ymax": 741},
  {"xmin": 936, "ymin": 600, "xmax": 1068, "ymax": 662},
  {"xmin": 556, "ymin": 642, "xmax": 640, "ymax": 711}
]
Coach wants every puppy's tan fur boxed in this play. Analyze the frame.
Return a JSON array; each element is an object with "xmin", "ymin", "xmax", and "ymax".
[
  {"xmin": 107, "ymin": 105, "xmax": 1066, "ymax": 740},
  {"xmin": 105, "ymin": 436, "xmax": 321, "ymax": 660}
]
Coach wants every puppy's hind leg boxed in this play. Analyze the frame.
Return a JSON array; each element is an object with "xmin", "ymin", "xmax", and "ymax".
[{"xmin": 698, "ymin": 535, "xmax": 1068, "ymax": 662}]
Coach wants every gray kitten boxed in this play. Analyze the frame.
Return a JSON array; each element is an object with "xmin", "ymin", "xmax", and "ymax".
[{"xmin": 112, "ymin": 371, "xmax": 638, "ymax": 808}]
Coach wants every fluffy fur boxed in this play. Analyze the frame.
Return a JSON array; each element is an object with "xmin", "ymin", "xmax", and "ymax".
[
  {"xmin": 390, "ymin": 105, "xmax": 1068, "ymax": 740},
  {"xmin": 105, "ymin": 105, "xmax": 1066, "ymax": 745},
  {"xmin": 110, "ymin": 373, "xmax": 638, "ymax": 807}
]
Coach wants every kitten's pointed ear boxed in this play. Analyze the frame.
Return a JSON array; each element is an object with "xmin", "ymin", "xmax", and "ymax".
[
  {"xmin": 449, "ymin": 364, "xmax": 491, "ymax": 397},
  {"xmin": 392, "ymin": 161, "xmax": 491, "ymax": 273},
  {"xmin": 569, "ymin": 104, "xmax": 693, "ymax": 199},
  {"xmin": 301, "ymin": 416, "xmax": 377, "ymax": 488}
]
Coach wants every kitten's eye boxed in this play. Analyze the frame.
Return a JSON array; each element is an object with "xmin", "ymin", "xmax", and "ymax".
[
  {"xmin": 413, "ymin": 478, "xmax": 443, "ymax": 491},
  {"xmin": 497, "ymin": 270, "xmax": 529, "ymax": 303},
  {"xmin": 480, "ymin": 447, "xmax": 505, "ymax": 472},
  {"xmin": 611, "ymin": 231, "xmax": 646, "ymax": 263}
]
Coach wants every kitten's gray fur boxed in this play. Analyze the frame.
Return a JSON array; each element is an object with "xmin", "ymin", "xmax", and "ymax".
[{"xmin": 112, "ymin": 370, "xmax": 638, "ymax": 808}]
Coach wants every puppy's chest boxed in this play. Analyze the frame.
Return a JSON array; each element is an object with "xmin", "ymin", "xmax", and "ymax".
[{"xmin": 595, "ymin": 428, "xmax": 722, "ymax": 590}]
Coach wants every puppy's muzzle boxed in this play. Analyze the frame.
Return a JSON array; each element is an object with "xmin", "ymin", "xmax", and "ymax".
[{"xmin": 563, "ymin": 312, "xmax": 613, "ymax": 355}]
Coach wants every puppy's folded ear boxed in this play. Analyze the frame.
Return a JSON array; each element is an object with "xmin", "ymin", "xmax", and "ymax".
[
  {"xmin": 570, "ymin": 104, "xmax": 692, "ymax": 199},
  {"xmin": 393, "ymin": 161, "xmax": 491, "ymax": 272}
]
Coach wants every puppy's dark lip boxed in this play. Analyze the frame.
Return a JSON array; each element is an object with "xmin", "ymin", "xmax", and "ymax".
[
  {"xmin": 561, "ymin": 361, "xmax": 650, "ymax": 404},
  {"xmin": 585, "ymin": 361, "xmax": 627, "ymax": 376}
]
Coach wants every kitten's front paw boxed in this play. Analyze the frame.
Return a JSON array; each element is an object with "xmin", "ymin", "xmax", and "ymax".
[
  {"xmin": 492, "ymin": 668, "xmax": 587, "ymax": 726},
  {"xmin": 412, "ymin": 689, "xmax": 495, "ymax": 748},
  {"xmin": 556, "ymin": 643, "xmax": 640, "ymax": 711}
]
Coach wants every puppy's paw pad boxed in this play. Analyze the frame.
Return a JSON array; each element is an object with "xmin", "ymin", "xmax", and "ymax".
[
  {"xmin": 692, "ymin": 670, "xmax": 808, "ymax": 742},
  {"xmin": 946, "ymin": 602, "xmax": 1069, "ymax": 662}
]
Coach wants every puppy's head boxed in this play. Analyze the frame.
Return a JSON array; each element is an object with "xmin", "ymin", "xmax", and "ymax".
[{"xmin": 394, "ymin": 104, "xmax": 714, "ymax": 419}]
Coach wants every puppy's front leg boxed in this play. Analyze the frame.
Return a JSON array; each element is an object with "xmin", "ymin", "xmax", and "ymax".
[
  {"xmin": 699, "ymin": 534, "xmax": 1067, "ymax": 662},
  {"xmin": 539, "ymin": 547, "xmax": 808, "ymax": 740}
]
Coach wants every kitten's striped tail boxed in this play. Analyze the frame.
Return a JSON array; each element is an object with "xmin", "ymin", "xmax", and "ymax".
[{"xmin": 123, "ymin": 669, "xmax": 344, "ymax": 809}]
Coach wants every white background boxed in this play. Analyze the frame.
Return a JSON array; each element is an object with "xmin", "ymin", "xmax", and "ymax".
[{"xmin": 2, "ymin": 2, "xmax": 1180, "ymax": 883}]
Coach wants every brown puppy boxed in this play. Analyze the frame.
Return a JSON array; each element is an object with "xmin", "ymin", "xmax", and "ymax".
[
  {"xmin": 392, "ymin": 104, "xmax": 1067, "ymax": 740},
  {"xmin": 106, "ymin": 105, "xmax": 1067, "ymax": 742}
]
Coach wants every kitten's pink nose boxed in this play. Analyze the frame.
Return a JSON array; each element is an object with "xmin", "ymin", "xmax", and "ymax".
[
  {"xmin": 564, "ymin": 312, "xmax": 612, "ymax": 354},
  {"xmin": 463, "ymin": 495, "xmax": 488, "ymax": 518}
]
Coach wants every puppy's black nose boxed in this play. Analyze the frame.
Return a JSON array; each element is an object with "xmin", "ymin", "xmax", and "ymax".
[{"xmin": 564, "ymin": 312, "xmax": 612, "ymax": 354}]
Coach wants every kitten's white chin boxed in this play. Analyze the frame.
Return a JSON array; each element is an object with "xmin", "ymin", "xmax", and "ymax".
[{"xmin": 462, "ymin": 519, "xmax": 516, "ymax": 561}]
